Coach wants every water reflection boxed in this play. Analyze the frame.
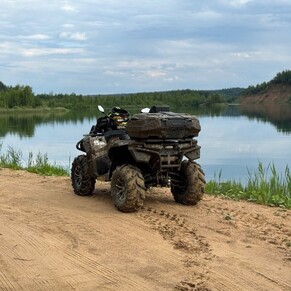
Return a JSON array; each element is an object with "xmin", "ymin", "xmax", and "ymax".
[
  {"xmin": 0, "ymin": 109, "xmax": 99, "ymax": 138},
  {"xmin": 176, "ymin": 103, "xmax": 291, "ymax": 134},
  {"xmin": 0, "ymin": 103, "xmax": 290, "ymax": 138},
  {"xmin": 171, "ymin": 103, "xmax": 229, "ymax": 117},
  {"xmin": 240, "ymin": 103, "xmax": 291, "ymax": 134},
  {"xmin": 1, "ymin": 104, "xmax": 290, "ymax": 183}
]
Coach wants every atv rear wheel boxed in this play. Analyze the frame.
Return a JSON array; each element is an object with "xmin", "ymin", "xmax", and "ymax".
[
  {"xmin": 71, "ymin": 155, "xmax": 95, "ymax": 196},
  {"xmin": 171, "ymin": 161, "xmax": 205, "ymax": 205},
  {"xmin": 111, "ymin": 165, "xmax": 145, "ymax": 212}
]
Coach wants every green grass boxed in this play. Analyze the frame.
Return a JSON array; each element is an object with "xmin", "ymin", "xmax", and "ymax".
[
  {"xmin": 1, "ymin": 144, "xmax": 290, "ymax": 209},
  {"xmin": 206, "ymin": 162, "xmax": 291, "ymax": 208},
  {"xmin": 0, "ymin": 144, "xmax": 68, "ymax": 176}
]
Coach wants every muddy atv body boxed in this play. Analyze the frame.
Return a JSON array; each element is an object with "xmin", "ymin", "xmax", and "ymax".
[{"xmin": 71, "ymin": 106, "xmax": 205, "ymax": 212}]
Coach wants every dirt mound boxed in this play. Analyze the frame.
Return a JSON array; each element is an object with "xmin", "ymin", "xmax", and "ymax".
[
  {"xmin": 0, "ymin": 168, "xmax": 290, "ymax": 290},
  {"xmin": 240, "ymin": 84, "xmax": 291, "ymax": 104}
]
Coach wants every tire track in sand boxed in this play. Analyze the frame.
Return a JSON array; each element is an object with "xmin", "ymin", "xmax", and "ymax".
[
  {"xmin": 0, "ymin": 215, "xmax": 152, "ymax": 291},
  {"xmin": 138, "ymin": 207, "xmax": 213, "ymax": 290},
  {"xmin": 206, "ymin": 204, "xmax": 291, "ymax": 260}
]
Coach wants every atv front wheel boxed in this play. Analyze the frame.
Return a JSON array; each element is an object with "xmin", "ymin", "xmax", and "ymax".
[
  {"xmin": 111, "ymin": 165, "xmax": 145, "ymax": 212},
  {"xmin": 171, "ymin": 161, "xmax": 205, "ymax": 205},
  {"xmin": 71, "ymin": 155, "xmax": 95, "ymax": 196}
]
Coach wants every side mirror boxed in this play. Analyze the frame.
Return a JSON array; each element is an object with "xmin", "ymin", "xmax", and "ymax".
[
  {"xmin": 141, "ymin": 107, "xmax": 150, "ymax": 113},
  {"xmin": 98, "ymin": 105, "xmax": 105, "ymax": 113}
]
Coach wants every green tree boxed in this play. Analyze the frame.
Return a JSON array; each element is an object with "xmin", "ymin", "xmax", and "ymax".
[{"xmin": 0, "ymin": 81, "xmax": 7, "ymax": 91}]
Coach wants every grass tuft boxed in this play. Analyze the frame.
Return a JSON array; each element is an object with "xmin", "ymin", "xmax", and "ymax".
[
  {"xmin": 0, "ymin": 144, "xmax": 68, "ymax": 176},
  {"xmin": 0, "ymin": 144, "xmax": 23, "ymax": 170},
  {"xmin": 206, "ymin": 162, "xmax": 291, "ymax": 208},
  {"xmin": 26, "ymin": 152, "xmax": 68, "ymax": 176}
]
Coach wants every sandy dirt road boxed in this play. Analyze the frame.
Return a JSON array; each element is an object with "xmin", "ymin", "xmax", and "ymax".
[{"xmin": 0, "ymin": 168, "xmax": 290, "ymax": 290}]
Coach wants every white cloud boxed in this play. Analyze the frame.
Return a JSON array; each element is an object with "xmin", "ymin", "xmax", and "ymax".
[
  {"xmin": 20, "ymin": 34, "xmax": 50, "ymax": 40},
  {"xmin": 0, "ymin": 41, "xmax": 15, "ymax": 51},
  {"xmin": 231, "ymin": 52, "xmax": 252, "ymax": 59},
  {"xmin": 59, "ymin": 32, "xmax": 87, "ymax": 41},
  {"xmin": 229, "ymin": 0, "xmax": 252, "ymax": 6},
  {"xmin": 145, "ymin": 70, "xmax": 167, "ymax": 78},
  {"xmin": 61, "ymin": 2, "xmax": 78, "ymax": 12},
  {"xmin": 21, "ymin": 48, "xmax": 84, "ymax": 57},
  {"xmin": 63, "ymin": 23, "xmax": 75, "ymax": 29},
  {"xmin": 1, "ymin": 0, "xmax": 291, "ymax": 94}
]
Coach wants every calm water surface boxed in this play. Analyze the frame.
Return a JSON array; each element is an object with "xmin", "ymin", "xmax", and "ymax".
[{"xmin": 1, "ymin": 104, "xmax": 290, "ymax": 184}]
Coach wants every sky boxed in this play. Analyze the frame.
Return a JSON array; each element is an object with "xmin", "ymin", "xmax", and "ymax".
[{"xmin": 1, "ymin": 0, "xmax": 291, "ymax": 95}]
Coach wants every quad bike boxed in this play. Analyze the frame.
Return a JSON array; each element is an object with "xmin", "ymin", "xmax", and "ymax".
[{"xmin": 71, "ymin": 105, "xmax": 205, "ymax": 212}]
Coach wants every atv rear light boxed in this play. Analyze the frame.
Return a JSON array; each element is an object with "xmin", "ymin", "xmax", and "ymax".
[
  {"xmin": 164, "ymin": 145, "xmax": 173, "ymax": 149},
  {"xmin": 93, "ymin": 138, "xmax": 106, "ymax": 146}
]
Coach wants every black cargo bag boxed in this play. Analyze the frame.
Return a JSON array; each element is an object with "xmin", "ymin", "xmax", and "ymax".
[{"xmin": 126, "ymin": 112, "xmax": 201, "ymax": 139}]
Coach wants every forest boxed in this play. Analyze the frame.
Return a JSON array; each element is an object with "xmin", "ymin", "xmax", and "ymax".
[
  {"xmin": 2, "ymin": 70, "xmax": 290, "ymax": 110},
  {"xmin": 0, "ymin": 81, "xmax": 237, "ymax": 110},
  {"xmin": 242, "ymin": 70, "xmax": 291, "ymax": 96}
]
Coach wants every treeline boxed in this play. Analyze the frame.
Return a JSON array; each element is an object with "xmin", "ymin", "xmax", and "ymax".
[
  {"xmin": 0, "ymin": 81, "xmax": 228, "ymax": 109},
  {"xmin": 2, "ymin": 70, "xmax": 290, "ymax": 109},
  {"xmin": 243, "ymin": 70, "xmax": 291, "ymax": 96},
  {"xmin": 0, "ymin": 83, "xmax": 43, "ymax": 108},
  {"xmin": 208, "ymin": 87, "xmax": 244, "ymax": 103},
  {"xmin": 39, "ymin": 90, "xmax": 226, "ymax": 108}
]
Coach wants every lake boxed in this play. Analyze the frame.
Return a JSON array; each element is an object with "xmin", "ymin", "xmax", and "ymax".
[{"xmin": 1, "ymin": 103, "xmax": 290, "ymax": 184}]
